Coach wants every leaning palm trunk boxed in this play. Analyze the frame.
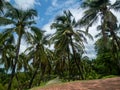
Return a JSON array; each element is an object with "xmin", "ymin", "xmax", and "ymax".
[
  {"xmin": 7, "ymin": 32, "xmax": 22, "ymax": 90},
  {"xmin": 70, "ymin": 36, "xmax": 84, "ymax": 80},
  {"xmin": 28, "ymin": 63, "xmax": 39, "ymax": 88}
]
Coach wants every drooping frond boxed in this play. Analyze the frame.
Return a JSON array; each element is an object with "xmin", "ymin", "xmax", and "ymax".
[
  {"xmin": 0, "ymin": 17, "xmax": 15, "ymax": 25},
  {"xmin": 111, "ymin": 0, "xmax": 120, "ymax": 11},
  {"xmin": 77, "ymin": 8, "xmax": 99, "ymax": 32}
]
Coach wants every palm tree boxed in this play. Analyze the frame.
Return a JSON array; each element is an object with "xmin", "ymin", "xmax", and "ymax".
[
  {"xmin": 24, "ymin": 28, "xmax": 51, "ymax": 88},
  {"xmin": 78, "ymin": 0, "xmax": 120, "ymax": 49},
  {"xmin": 51, "ymin": 10, "xmax": 92, "ymax": 80},
  {"xmin": 0, "ymin": 3, "xmax": 38, "ymax": 90},
  {"xmin": 0, "ymin": 32, "xmax": 15, "ymax": 72}
]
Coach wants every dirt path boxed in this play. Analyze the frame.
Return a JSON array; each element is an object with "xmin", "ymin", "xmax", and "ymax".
[{"xmin": 35, "ymin": 77, "xmax": 120, "ymax": 90}]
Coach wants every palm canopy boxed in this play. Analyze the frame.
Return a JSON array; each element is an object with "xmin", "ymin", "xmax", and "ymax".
[
  {"xmin": 51, "ymin": 10, "xmax": 92, "ymax": 54},
  {"xmin": 78, "ymin": 0, "xmax": 119, "ymax": 31}
]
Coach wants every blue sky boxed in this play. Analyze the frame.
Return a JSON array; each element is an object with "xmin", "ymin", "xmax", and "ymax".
[{"xmin": 6, "ymin": 0, "xmax": 118, "ymax": 59}]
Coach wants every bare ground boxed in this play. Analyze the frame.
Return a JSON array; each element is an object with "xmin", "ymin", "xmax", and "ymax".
[{"xmin": 34, "ymin": 77, "xmax": 120, "ymax": 90}]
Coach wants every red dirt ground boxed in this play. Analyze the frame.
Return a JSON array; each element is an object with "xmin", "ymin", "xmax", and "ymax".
[{"xmin": 37, "ymin": 77, "xmax": 120, "ymax": 90}]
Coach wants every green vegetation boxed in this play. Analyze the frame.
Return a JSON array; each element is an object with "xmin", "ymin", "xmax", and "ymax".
[{"xmin": 0, "ymin": 0, "xmax": 120, "ymax": 90}]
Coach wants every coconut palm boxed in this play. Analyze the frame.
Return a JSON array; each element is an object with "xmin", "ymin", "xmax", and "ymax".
[
  {"xmin": 24, "ymin": 28, "xmax": 51, "ymax": 88},
  {"xmin": 0, "ymin": 3, "xmax": 38, "ymax": 90},
  {"xmin": 51, "ymin": 10, "xmax": 92, "ymax": 80},
  {"xmin": 78, "ymin": 0, "xmax": 120, "ymax": 49}
]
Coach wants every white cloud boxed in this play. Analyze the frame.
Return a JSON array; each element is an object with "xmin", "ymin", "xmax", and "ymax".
[
  {"xmin": 52, "ymin": 0, "xmax": 58, "ymax": 7},
  {"xmin": 46, "ymin": 0, "xmax": 78, "ymax": 15},
  {"xmin": 14, "ymin": 0, "xmax": 40, "ymax": 10},
  {"xmin": 20, "ymin": 41, "xmax": 27, "ymax": 53},
  {"xmin": 110, "ymin": 0, "xmax": 116, "ymax": 4},
  {"xmin": 42, "ymin": 21, "xmax": 55, "ymax": 35}
]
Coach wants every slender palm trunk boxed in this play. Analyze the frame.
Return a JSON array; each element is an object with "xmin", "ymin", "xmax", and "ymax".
[
  {"xmin": 7, "ymin": 33, "xmax": 22, "ymax": 90},
  {"xmin": 67, "ymin": 45, "xmax": 71, "ymax": 81},
  {"xmin": 69, "ymin": 36, "xmax": 84, "ymax": 80},
  {"xmin": 28, "ymin": 64, "xmax": 39, "ymax": 88}
]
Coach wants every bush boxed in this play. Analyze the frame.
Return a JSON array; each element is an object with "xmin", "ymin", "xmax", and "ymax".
[{"xmin": 85, "ymin": 70, "xmax": 101, "ymax": 80}]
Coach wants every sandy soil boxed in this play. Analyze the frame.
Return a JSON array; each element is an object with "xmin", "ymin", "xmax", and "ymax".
[{"xmin": 35, "ymin": 77, "xmax": 120, "ymax": 90}]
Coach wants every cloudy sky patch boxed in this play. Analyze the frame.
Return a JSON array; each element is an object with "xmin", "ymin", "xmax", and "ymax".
[{"xmin": 14, "ymin": 0, "xmax": 40, "ymax": 10}]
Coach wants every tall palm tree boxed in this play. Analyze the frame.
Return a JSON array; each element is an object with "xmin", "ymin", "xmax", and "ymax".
[
  {"xmin": 0, "ymin": 3, "xmax": 38, "ymax": 90},
  {"xmin": 78, "ymin": 0, "xmax": 120, "ymax": 49},
  {"xmin": 51, "ymin": 10, "xmax": 92, "ymax": 80}
]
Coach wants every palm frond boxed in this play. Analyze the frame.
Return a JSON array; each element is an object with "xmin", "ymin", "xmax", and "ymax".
[
  {"xmin": 77, "ymin": 8, "xmax": 99, "ymax": 30},
  {"xmin": 0, "ymin": 17, "xmax": 15, "ymax": 25},
  {"xmin": 111, "ymin": 1, "xmax": 120, "ymax": 11}
]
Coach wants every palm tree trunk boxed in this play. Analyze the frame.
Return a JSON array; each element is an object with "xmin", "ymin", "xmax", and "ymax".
[
  {"xmin": 67, "ymin": 45, "xmax": 71, "ymax": 81},
  {"xmin": 70, "ymin": 36, "xmax": 84, "ymax": 80},
  {"xmin": 7, "ymin": 33, "xmax": 22, "ymax": 90},
  {"xmin": 28, "ymin": 64, "xmax": 39, "ymax": 88}
]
